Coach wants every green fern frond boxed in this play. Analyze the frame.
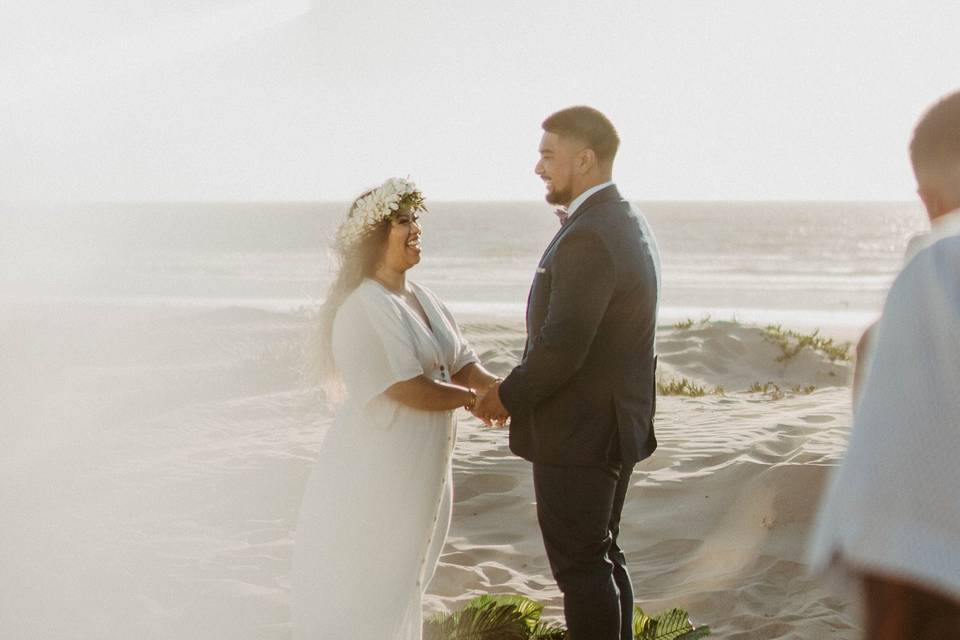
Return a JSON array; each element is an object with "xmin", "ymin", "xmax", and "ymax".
[
  {"xmin": 465, "ymin": 594, "xmax": 544, "ymax": 629},
  {"xmin": 426, "ymin": 596, "xmax": 708, "ymax": 640},
  {"xmin": 424, "ymin": 601, "xmax": 529, "ymax": 640},
  {"xmin": 648, "ymin": 608, "xmax": 694, "ymax": 640},
  {"xmin": 634, "ymin": 606, "xmax": 655, "ymax": 637},
  {"xmin": 529, "ymin": 620, "xmax": 568, "ymax": 639},
  {"xmin": 634, "ymin": 606, "xmax": 710, "ymax": 640}
]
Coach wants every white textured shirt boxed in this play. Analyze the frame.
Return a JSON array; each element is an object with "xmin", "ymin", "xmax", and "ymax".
[
  {"xmin": 807, "ymin": 209, "xmax": 960, "ymax": 600},
  {"xmin": 903, "ymin": 207, "xmax": 960, "ymax": 265}
]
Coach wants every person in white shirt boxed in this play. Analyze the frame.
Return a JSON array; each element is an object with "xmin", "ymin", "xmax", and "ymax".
[{"xmin": 809, "ymin": 90, "xmax": 960, "ymax": 638}]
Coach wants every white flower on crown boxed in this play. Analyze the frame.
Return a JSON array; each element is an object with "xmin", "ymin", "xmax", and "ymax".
[{"xmin": 336, "ymin": 177, "xmax": 426, "ymax": 250}]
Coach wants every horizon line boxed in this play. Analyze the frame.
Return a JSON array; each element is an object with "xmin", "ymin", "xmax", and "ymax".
[{"xmin": 1, "ymin": 197, "xmax": 921, "ymax": 207}]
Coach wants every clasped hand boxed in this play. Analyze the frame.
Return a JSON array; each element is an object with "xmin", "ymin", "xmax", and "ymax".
[{"xmin": 471, "ymin": 381, "xmax": 510, "ymax": 428}]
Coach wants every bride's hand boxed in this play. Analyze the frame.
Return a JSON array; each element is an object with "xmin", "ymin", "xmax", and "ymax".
[
  {"xmin": 472, "ymin": 382, "xmax": 510, "ymax": 428},
  {"xmin": 467, "ymin": 388, "xmax": 490, "ymax": 426}
]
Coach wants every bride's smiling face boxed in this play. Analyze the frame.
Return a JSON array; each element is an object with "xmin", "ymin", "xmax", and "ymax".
[{"xmin": 381, "ymin": 209, "xmax": 423, "ymax": 272}]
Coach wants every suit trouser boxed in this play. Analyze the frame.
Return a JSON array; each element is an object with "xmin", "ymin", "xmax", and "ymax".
[{"xmin": 533, "ymin": 461, "xmax": 635, "ymax": 640}]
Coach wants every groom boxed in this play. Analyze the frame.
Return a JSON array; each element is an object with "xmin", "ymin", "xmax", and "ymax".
[{"xmin": 476, "ymin": 106, "xmax": 661, "ymax": 639}]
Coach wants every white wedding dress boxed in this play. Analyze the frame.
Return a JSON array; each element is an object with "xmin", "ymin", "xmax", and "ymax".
[{"xmin": 292, "ymin": 278, "xmax": 478, "ymax": 639}]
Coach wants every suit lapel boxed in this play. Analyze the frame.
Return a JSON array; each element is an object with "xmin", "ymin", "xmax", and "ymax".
[
  {"xmin": 539, "ymin": 184, "xmax": 623, "ymax": 265},
  {"xmin": 523, "ymin": 184, "xmax": 625, "ymax": 356}
]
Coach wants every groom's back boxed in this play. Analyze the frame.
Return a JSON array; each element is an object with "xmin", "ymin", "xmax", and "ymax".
[
  {"xmin": 575, "ymin": 200, "xmax": 659, "ymax": 364},
  {"xmin": 575, "ymin": 199, "xmax": 660, "ymax": 462}
]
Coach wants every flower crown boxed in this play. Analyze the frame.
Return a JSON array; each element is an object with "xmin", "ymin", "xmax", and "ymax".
[{"xmin": 336, "ymin": 177, "xmax": 427, "ymax": 250}]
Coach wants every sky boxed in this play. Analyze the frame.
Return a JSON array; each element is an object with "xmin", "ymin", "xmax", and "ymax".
[{"xmin": 2, "ymin": 0, "xmax": 960, "ymax": 202}]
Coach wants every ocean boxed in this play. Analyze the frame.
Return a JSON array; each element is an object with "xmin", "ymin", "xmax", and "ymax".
[{"xmin": 1, "ymin": 200, "xmax": 929, "ymax": 333}]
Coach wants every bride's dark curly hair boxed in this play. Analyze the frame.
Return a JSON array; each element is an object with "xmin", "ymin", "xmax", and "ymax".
[{"xmin": 306, "ymin": 190, "xmax": 394, "ymax": 396}]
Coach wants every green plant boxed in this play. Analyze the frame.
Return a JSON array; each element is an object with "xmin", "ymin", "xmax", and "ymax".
[
  {"xmin": 673, "ymin": 318, "xmax": 695, "ymax": 330},
  {"xmin": 762, "ymin": 325, "xmax": 851, "ymax": 363},
  {"xmin": 657, "ymin": 377, "xmax": 706, "ymax": 397},
  {"xmin": 657, "ymin": 377, "xmax": 724, "ymax": 397},
  {"xmin": 748, "ymin": 381, "xmax": 817, "ymax": 399},
  {"xmin": 425, "ymin": 595, "xmax": 710, "ymax": 640},
  {"xmin": 424, "ymin": 595, "xmax": 565, "ymax": 640},
  {"xmin": 748, "ymin": 381, "xmax": 785, "ymax": 400},
  {"xmin": 634, "ymin": 606, "xmax": 711, "ymax": 639}
]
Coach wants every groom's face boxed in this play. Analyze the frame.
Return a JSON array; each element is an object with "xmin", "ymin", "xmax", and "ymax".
[{"xmin": 536, "ymin": 131, "xmax": 580, "ymax": 207}]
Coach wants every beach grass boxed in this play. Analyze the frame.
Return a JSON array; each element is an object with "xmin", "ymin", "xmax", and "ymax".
[
  {"xmin": 749, "ymin": 381, "xmax": 785, "ymax": 400},
  {"xmin": 658, "ymin": 377, "xmax": 725, "ymax": 397},
  {"xmin": 672, "ymin": 315, "xmax": 712, "ymax": 330},
  {"xmin": 748, "ymin": 381, "xmax": 817, "ymax": 400},
  {"xmin": 762, "ymin": 325, "xmax": 851, "ymax": 363}
]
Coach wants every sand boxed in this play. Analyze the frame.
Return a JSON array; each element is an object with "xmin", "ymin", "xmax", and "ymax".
[
  {"xmin": 427, "ymin": 321, "xmax": 857, "ymax": 639},
  {"xmin": 0, "ymin": 305, "xmax": 859, "ymax": 639}
]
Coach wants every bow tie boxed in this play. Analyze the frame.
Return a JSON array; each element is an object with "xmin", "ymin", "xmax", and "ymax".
[{"xmin": 554, "ymin": 208, "xmax": 569, "ymax": 227}]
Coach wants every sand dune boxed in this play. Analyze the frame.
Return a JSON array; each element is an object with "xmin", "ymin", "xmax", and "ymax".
[
  {"xmin": 0, "ymin": 304, "xmax": 858, "ymax": 638},
  {"xmin": 655, "ymin": 320, "xmax": 850, "ymax": 391},
  {"xmin": 427, "ymin": 320, "xmax": 857, "ymax": 639}
]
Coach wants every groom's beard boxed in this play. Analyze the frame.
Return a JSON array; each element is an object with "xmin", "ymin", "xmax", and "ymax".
[{"xmin": 545, "ymin": 184, "xmax": 572, "ymax": 207}]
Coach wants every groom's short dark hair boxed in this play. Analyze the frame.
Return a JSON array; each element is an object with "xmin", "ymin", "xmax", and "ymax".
[
  {"xmin": 543, "ymin": 106, "xmax": 620, "ymax": 165},
  {"xmin": 911, "ymin": 90, "xmax": 960, "ymax": 176}
]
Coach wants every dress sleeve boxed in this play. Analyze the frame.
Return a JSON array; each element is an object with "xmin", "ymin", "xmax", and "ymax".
[{"xmin": 332, "ymin": 290, "xmax": 424, "ymax": 406}]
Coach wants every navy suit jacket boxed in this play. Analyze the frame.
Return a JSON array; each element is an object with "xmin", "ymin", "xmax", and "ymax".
[{"xmin": 499, "ymin": 184, "xmax": 660, "ymax": 466}]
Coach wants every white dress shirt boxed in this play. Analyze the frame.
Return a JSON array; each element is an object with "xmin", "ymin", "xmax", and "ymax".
[{"xmin": 566, "ymin": 180, "xmax": 615, "ymax": 218}]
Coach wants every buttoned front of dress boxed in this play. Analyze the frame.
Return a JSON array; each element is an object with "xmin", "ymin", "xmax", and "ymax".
[{"xmin": 292, "ymin": 278, "xmax": 477, "ymax": 640}]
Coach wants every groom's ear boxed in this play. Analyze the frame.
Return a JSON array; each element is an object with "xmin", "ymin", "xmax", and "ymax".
[{"xmin": 576, "ymin": 147, "xmax": 598, "ymax": 174}]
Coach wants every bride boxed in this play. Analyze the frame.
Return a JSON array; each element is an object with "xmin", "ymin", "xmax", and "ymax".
[{"xmin": 292, "ymin": 178, "xmax": 502, "ymax": 638}]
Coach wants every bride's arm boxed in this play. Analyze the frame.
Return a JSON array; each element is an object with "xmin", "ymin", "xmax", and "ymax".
[
  {"xmin": 451, "ymin": 362, "xmax": 500, "ymax": 394},
  {"xmin": 384, "ymin": 376, "xmax": 477, "ymax": 412}
]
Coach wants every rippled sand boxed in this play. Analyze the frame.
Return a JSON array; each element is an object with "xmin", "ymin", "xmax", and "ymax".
[{"xmin": 0, "ymin": 305, "xmax": 858, "ymax": 639}]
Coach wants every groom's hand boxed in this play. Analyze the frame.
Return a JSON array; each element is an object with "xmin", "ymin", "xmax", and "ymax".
[{"xmin": 473, "ymin": 382, "xmax": 510, "ymax": 428}]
